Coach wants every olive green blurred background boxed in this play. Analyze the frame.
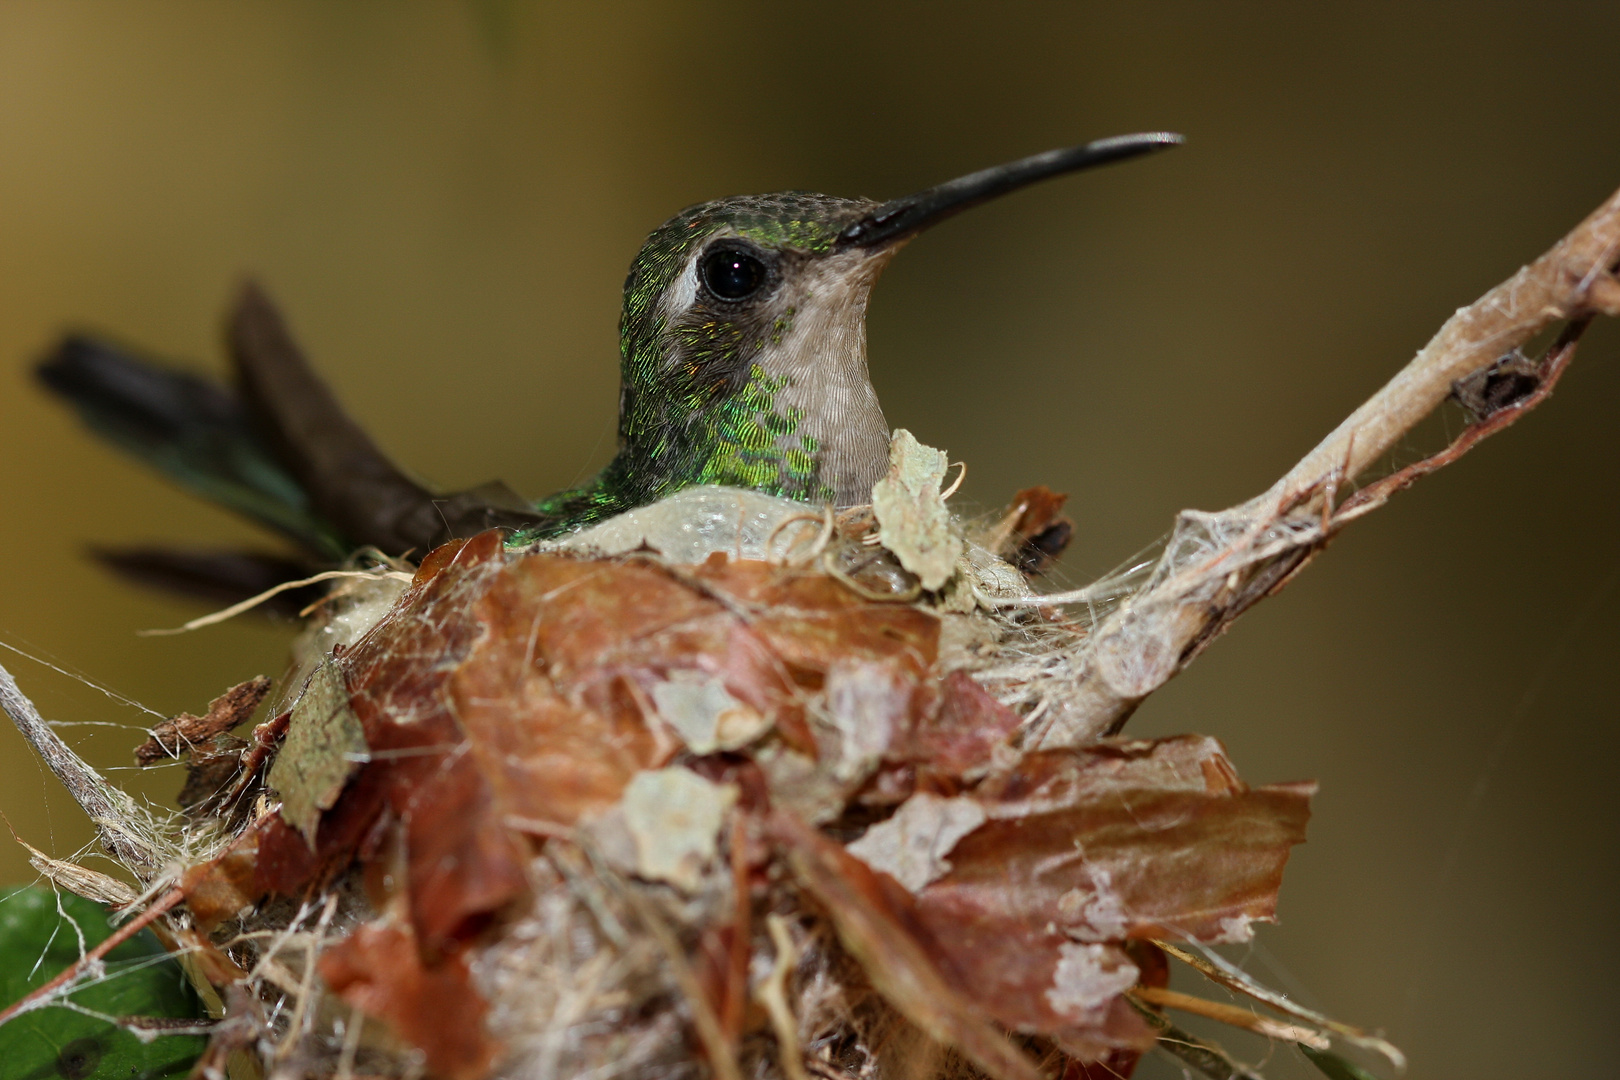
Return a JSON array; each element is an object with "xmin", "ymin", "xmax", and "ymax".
[{"xmin": 1, "ymin": 4, "xmax": 1616, "ymax": 1077}]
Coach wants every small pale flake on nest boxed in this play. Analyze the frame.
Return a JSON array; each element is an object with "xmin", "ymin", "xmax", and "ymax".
[
  {"xmin": 820, "ymin": 659, "xmax": 913, "ymax": 782},
  {"xmin": 650, "ymin": 670, "xmax": 771, "ymax": 753},
  {"xmin": 846, "ymin": 791, "xmax": 987, "ymax": 893},
  {"xmin": 1055, "ymin": 865, "xmax": 1131, "ymax": 942},
  {"xmin": 871, "ymin": 429, "xmax": 963, "ymax": 591},
  {"xmin": 265, "ymin": 662, "xmax": 367, "ymax": 844},
  {"xmin": 1046, "ymin": 943, "xmax": 1140, "ymax": 1024},
  {"xmin": 619, "ymin": 766, "xmax": 737, "ymax": 893}
]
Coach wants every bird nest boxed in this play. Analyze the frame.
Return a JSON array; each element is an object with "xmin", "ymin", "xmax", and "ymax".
[{"xmin": 0, "ymin": 460, "xmax": 1368, "ymax": 1080}]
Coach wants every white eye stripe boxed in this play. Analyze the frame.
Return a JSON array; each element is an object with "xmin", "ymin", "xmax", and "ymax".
[{"xmin": 659, "ymin": 246, "xmax": 702, "ymax": 324}]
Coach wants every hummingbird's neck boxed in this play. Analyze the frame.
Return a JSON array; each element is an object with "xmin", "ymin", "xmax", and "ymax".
[
  {"xmin": 518, "ymin": 351, "xmax": 888, "ymax": 547},
  {"xmin": 750, "ymin": 247, "xmax": 891, "ymax": 505},
  {"xmin": 611, "ymin": 362, "xmax": 849, "ymax": 504}
]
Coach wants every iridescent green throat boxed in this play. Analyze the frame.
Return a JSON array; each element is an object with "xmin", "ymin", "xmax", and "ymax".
[{"xmin": 512, "ymin": 363, "xmax": 833, "ymax": 544}]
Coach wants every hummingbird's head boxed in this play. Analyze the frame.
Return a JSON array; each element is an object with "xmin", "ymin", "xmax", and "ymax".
[{"xmin": 612, "ymin": 133, "xmax": 1184, "ymax": 507}]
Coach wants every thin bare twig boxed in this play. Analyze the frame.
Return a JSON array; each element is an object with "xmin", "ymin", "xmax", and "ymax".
[
  {"xmin": 1336, "ymin": 318, "xmax": 1587, "ymax": 521},
  {"xmin": 759, "ymin": 914, "xmax": 813, "ymax": 1080},
  {"xmin": 1272, "ymin": 189, "xmax": 1620, "ymax": 503},
  {"xmin": 0, "ymin": 886, "xmax": 183, "ymax": 1028},
  {"xmin": 0, "ymin": 660, "xmax": 158, "ymax": 872},
  {"xmin": 1129, "ymin": 986, "xmax": 1328, "ymax": 1049},
  {"xmin": 137, "ymin": 568, "xmax": 412, "ymax": 637},
  {"xmin": 1154, "ymin": 940, "xmax": 1405, "ymax": 1072}
]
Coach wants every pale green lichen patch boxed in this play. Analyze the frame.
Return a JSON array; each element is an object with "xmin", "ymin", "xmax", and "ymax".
[
  {"xmin": 620, "ymin": 767, "xmax": 738, "ymax": 893},
  {"xmin": 267, "ymin": 663, "xmax": 367, "ymax": 845},
  {"xmin": 871, "ymin": 429, "xmax": 963, "ymax": 591}
]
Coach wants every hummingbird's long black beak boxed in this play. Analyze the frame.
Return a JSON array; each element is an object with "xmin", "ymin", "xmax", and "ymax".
[{"xmin": 835, "ymin": 132, "xmax": 1183, "ymax": 251}]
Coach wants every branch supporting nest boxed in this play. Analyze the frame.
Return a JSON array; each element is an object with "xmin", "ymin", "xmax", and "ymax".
[{"xmin": 1032, "ymin": 183, "xmax": 1620, "ymax": 745}]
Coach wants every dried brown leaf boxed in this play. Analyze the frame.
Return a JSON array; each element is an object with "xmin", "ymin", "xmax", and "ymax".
[
  {"xmin": 174, "ymin": 734, "xmax": 249, "ymax": 814},
  {"xmin": 319, "ymin": 920, "xmax": 498, "ymax": 1080},
  {"xmin": 769, "ymin": 809, "xmax": 1046, "ymax": 1080},
  {"xmin": 921, "ymin": 736, "xmax": 1313, "ymax": 947},
  {"xmin": 902, "ymin": 669, "xmax": 1023, "ymax": 779}
]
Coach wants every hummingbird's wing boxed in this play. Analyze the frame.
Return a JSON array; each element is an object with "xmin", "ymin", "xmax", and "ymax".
[
  {"xmin": 38, "ymin": 283, "xmax": 546, "ymax": 607},
  {"xmin": 226, "ymin": 282, "xmax": 544, "ymax": 556}
]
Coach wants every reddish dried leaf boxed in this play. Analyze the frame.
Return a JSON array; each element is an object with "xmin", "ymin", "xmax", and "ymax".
[
  {"xmin": 920, "ymin": 736, "xmax": 1313, "ymax": 947},
  {"xmin": 319, "ymin": 921, "xmax": 497, "ymax": 1080},
  {"xmin": 700, "ymin": 559, "xmax": 940, "ymax": 679},
  {"xmin": 903, "ymin": 670, "xmax": 1023, "ymax": 778},
  {"xmin": 863, "ymin": 736, "xmax": 1309, "ymax": 1059},
  {"xmin": 1008, "ymin": 486, "xmax": 1068, "ymax": 539},
  {"xmin": 398, "ymin": 753, "xmax": 529, "ymax": 947},
  {"xmin": 828, "ymin": 737, "xmax": 1309, "ymax": 1061},
  {"xmin": 340, "ymin": 531, "xmax": 530, "ymax": 946},
  {"xmin": 994, "ymin": 485, "xmax": 1075, "ymax": 573},
  {"xmin": 910, "ymin": 909, "xmax": 1153, "ymax": 1061},
  {"xmin": 512, "ymin": 556, "xmax": 727, "ymax": 684},
  {"xmin": 253, "ymin": 764, "xmax": 388, "ymax": 897},
  {"xmin": 812, "ymin": 795, "xmax": 1154, "ymax": 1060},
  {"xmin": 453, "ymin": 556, "xmax": 699, "ymax": 822},
  {"xmin": 769, "ymin": 810, "xmax": 1046, "ymax": 1080},
  {"xmin": 179, "ymin": 828, "xmax": 261, "ymax": 932},
  {"xmin": 458, "ymin": 669, "xmax": 650, "ymax": 826},
  {"xmin": 180, "ymin": 765, "xmax": 391, "ymax": 931}
]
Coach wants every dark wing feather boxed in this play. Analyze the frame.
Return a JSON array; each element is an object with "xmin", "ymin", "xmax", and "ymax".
[{"xmin": 227, "ymin": 283, "xmax": 545, "ymax": 555}]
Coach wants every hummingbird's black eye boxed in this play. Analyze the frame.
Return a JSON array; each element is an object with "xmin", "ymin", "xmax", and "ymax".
[{"xmin": 700, "ymin": 247, "xmax": 768, "ymax": 301}]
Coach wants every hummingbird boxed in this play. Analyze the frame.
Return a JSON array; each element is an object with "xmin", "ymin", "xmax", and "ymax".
[{"xmin": 38, "ymin": 133, "xmax": 1181, "ymax": 603}]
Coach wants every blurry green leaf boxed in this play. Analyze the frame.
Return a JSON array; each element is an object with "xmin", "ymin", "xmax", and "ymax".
[
  {"xmin": 0, "ymin": 885, "xmax": 206, "ymax": 1079},
  {"xmin": 1301, "ymin": 1044, "xmax": 1384, "ymax": 1080}
]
